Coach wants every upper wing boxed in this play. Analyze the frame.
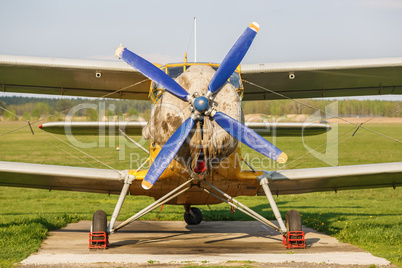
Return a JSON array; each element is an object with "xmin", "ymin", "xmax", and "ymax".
[
  {"xmin": 242, "ymin": 57, "xmax": 402, "ymax": 101},
  {"xmin": 0, "ymin": 55, "xmax": 150, "ymax": 100},
  {"xmin": 0, "ymin": 161, "xmax": 127, "ymax": 194},
  {"xmin": 257, "ymin": 162, "xmax": 402, "ymax": 195},
  {"xmin": 3, "ymin": 55, "xmax": 401, "ymax": 101}
]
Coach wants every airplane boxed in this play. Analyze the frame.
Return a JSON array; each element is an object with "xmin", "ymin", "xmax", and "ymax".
[{"xmin": 0, "ymin": 22, "xmax": 402, "ymax": 249}]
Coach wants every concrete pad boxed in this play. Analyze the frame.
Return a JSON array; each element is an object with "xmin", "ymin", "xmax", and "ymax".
[{"xmin": 21, "ymin": 221, "xmax": 390, "ymax": 266}]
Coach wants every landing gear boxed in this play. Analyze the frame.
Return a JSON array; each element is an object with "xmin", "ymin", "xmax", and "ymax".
[
  {"xmin": 112, "ymin": 178, "xmax": 195, "ymax": 232},
  {"xmin": 94, "ymin": 170, "xmax": 305, "ymax": 249},
  {"xmin": 184, "ymin": 206, "xmax": 203, "ymax": 225},
  {"xmin": 284, "ymin": 209, "xmax": 305, "ymax": 249},
  {"xmin": 89, "ymin": 210, "xmax": 109, "ymax": 249},
  {"xmin": 258, "ymin": 173, "xmax": 305, "ymax": 249},
  {"xmin": 88, "ymin": 172, "xmax": 135, "ymax": 249}
]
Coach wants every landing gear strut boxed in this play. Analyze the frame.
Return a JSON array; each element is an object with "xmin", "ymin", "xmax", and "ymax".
[
  {"xmin": 88, "ymin": 170, "xmax": 305, "ymax": 249},
  {"xmin": 258, "ymin": 172, "xmax": 305, "ymax": 249},
  {"xmin": 184, "ymin": 205, "xmax": 203, "ymax": 225},
  {"xmin": 89, "ymin": 171, "xmax": 135, "ymax": 249}
]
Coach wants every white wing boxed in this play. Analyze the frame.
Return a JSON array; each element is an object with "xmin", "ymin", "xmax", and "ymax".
[
  {"xmin": 0, "ymin": 161, "xmax": 125, "ymax": 194},
  {"xmin": 0, "ymin": 55, "xmax": 149, "ymax": 100},
  {"xmin": 242, "ymin": 57, "xmax": 402, "ymax": 100},
  {"xmin": 258, "ymin": 162, "xmax": 402, "ymax": 195}
]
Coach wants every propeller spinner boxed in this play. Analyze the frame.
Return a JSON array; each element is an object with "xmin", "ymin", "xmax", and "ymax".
[{"xmin": 116, "ymin": 22, "xmax": 287, "ymax": 190}]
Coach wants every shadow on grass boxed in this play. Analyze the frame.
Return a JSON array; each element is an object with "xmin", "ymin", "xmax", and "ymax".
[{"xmin": 0, "ymin": 213, "xmax": 80, "ymax": 231}]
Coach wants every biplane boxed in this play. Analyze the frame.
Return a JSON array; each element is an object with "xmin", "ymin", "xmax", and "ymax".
[{"xmin": 0, "ymin": 22, "xmax": 401, "ymax": 248}]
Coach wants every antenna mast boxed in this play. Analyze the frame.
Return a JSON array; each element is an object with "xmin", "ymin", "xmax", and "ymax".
[{"xmin": 194, "ymin": 17, "xmax": 197, "ymax": 62}]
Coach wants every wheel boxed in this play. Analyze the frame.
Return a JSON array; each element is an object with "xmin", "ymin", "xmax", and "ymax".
[
  {"xmin": 184, "ymin": 207, "xmax": 203, "ymax": 225},
  {"xmin": 91, "ymin": 210, "xmax": 107, "ymax": 241},
  {"xmin": 285, "ymin": 210, "xmax": 302, "ymax": 243},
  {"xmin": 285, "ymin": 210, "xmax": 302, "ymax": 232}
]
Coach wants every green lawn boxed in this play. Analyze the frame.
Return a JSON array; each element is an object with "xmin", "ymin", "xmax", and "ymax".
[{"xmin": 0, "ymin": 120, "xmax": 401, "ymax": 267}]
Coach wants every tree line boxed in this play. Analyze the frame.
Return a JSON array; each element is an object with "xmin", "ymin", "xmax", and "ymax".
[
  {"xmin": 0, "ymin": 96, "xmax": 151, "ymax": 121},
  {"xmin": 0, "ymin": 96, "xmax": 401, "ymax": 121},
  {"xmin": 242, "ymin": 99, "xmax": 401, "ymax": 118}
]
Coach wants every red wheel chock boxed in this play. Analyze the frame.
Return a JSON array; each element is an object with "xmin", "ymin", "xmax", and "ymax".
[
  {"xmin": 283, "ymin": 231, "xmax": 305, "ymax": 249},
  {"xmin": 89, "ymin": 231, "xmax": 109, "ymax": 249}
]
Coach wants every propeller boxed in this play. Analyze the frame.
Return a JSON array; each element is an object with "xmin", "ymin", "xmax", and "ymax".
[
  {"xmin": 115, "ymin": 46, "xmax": 190, "ymax": 101},
  {"xmin": 207, "ymin": 22, "xmax": 260, "ymax": 96},
  {"xmin": 116, "ymin": 22, "xmax": 287, "ymax": 190},
  {"xmin": 213, "ymin": 111, "xmax": 287, "ymax": 163},
  {"xmin": 141, "ymin": 116, "xmax": 195, "ymax": 189}
]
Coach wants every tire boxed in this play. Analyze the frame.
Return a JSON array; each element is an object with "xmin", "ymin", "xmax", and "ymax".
[
  {"xmin": 285, "ymin": 210, "xmax": 302, "ymax": 232},
  {"xmin": 184, "ymin": 207, "xmax": 203, "ymax": 225},
  {"xmin": 286, "ymin": 210, "xmax": 302, "ymax": 242},
  {"xmin": 92, "ymin": 210, "xmax": 107, "ymax": 241}
]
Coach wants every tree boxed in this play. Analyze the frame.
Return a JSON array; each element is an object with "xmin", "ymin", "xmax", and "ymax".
[
  {"xmin": 0, "ymin": 100, "xmax": 6, "ymax": 116},
  {"xmin": 117, "ymin": 110, "xmax": 123, "ymax": 119},
  {"xmin": 22, "ymin": 111, "xmax": 30, "ymax": 121},
  {"xmin": 56, "ymin": 99, "xmax": 74, "ymax": 113},
  {"xmin": 107, "ymin": 110, "xmax": 115, "ymax": 121},
  {"xmin": 86, "ymin": 109, "xmax": 98, "ymax": 121},
  {"xmin": 31, "ymin": 108, "xmax": 41, "ymax": 119},
  {"xmin": 35, "ymin": 102, "xmax": 50, "ymax": 117},
  {"xmin": 128, "ymin": 108, "xmax": 138, "ymax": 117},
  {"xmin": 3, "ymin": 109, "xmax": 18, "ymax": 121}
]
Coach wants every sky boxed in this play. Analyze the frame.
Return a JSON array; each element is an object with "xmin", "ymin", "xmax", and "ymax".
[{"xmin": 1, "ymin": 0, "xmax": 402, "ymax": 100}]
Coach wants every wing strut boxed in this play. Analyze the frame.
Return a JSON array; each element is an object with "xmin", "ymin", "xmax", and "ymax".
[
  {"xmin": 112, "ymin": 178, "xmax": 195, "ymax": 232},
  {"xmin": 107, "ymin": 174, "xmax": 135, "ymax": 234},
  {"xmin": 258, "ymin": 177, "xmax": 287, "ymax": 232},
  {"xmin": 201, "ymin": 179, "xmax": 284, "ymax": 233}
]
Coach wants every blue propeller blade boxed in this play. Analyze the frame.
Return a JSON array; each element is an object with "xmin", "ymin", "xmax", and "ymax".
[
  {"xmin": 142, "ymin": 116, "xmax": 195, "ymax": 189},
  {"xmin": 208, "ymin": 22, "xmax": 259, "ymax": 95},
  {"xmin": 213, "ymin": 112, "xmax": 287, "ymax": 163},
  {"xmin": 116, "ymin": 46, "xmax": 190, "ymax": 101}
]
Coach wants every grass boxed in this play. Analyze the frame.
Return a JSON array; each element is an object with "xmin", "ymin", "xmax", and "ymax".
[{"xmin": 0, "ymin": 120, "xmax": 401, "ymax": 267}]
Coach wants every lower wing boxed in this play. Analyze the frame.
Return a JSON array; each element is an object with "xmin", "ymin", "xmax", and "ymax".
[
  {"xmin": 0, "ymin": 161, "xmax": 401, "ymax": 196},
  {"xmin": 258, "ymin": 162, "xmax": 402, "ymax": 195},
  {"xmin": 0, "ymin": 161, "xmax": 126, "ymax": 194}
]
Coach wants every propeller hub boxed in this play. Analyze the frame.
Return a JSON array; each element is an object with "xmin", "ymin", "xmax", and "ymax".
[{"xmin": 193, "ymin": 96, "xmax": 209, "ymax": 113}]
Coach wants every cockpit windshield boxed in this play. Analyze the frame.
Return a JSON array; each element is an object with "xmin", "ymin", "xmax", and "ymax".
[{"xmin": 150, "ymin": 63, "xmax": 243, "ymax": 103}]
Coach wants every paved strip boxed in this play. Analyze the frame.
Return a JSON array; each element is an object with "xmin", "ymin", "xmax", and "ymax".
[
  {"xmin": 22, "ymin": 252, "xmax": 390, "ymax": 266},
  {"xmin": 21, "ymin": 221, "xmax": 390, "ymax": 266}
]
